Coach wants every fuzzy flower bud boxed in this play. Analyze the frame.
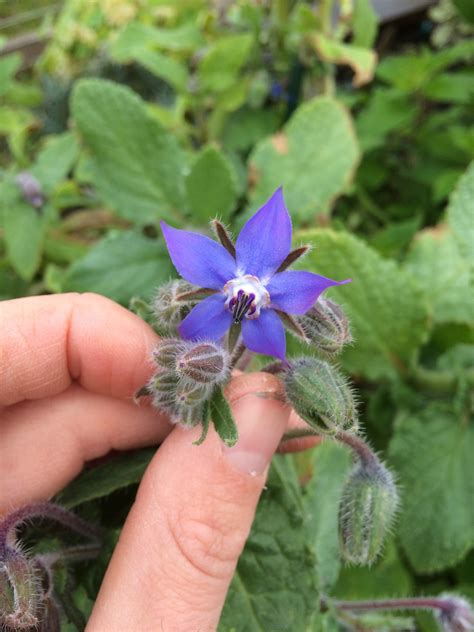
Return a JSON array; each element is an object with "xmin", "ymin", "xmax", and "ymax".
[
  {"xmin": 437, "ymin": 594, "xmax": 474, "ymax": 632},
  {"xmin": 283, "ymin": 357, "xmax": 358, "ymax": 434},
  {"xmin": 176, "ymin": 342, "xmax": 229, "ymax": 386},
  {"xmin": 15, "ymin": 172, "xmax": 45, "ymax": 209},
  {"xmin": 339, "ymin": 457, "xmax": 398, "ymax": 565},
  {"xmin": 152, "ymin": 280, "xmax": 199, "ymax": 336},
  {"xmin": 176, "ymin": 381, "xmax": 212, "ymax": 407},
  {"xmin": 172, "ymin": 403, "xmax": 205, "ymax": 428},
  {"xmin": 297, "ymin": 297, "xmax": 352, "ymax": 354},
  {"xmin": 0, "ymin": 547, "xmax": 41, "ymax": 629},
  {"xmin": 152, "ymin": 338, "xmax": 186, "ymax": 370},
  {"xmin": 147, "ymin": 370, "xmax": 179, "ymax": 410}
]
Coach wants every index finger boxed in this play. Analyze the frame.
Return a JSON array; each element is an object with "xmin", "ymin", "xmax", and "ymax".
[{"xmin": 0, "ymin": 293, "xmax": 158, "ymax": 406}]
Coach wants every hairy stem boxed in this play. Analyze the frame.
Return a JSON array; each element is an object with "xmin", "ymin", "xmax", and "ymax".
[
  {"xmin": 335, "ymin": 431, "xmax": 378, "ymax": 467},
  {"xmin": 330, "ymin": 596, "xmax": 461, "ymax": 614}
]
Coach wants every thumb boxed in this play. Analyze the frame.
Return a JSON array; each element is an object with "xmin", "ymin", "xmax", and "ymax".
[{"xmin": 87, "ymin": 372, "xmax": 289, "ymax": 632}]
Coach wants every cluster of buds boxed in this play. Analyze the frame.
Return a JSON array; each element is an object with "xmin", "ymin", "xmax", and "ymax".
[
  {"xmin": 0, "ymin": 502, "xmax": 101, "ymax": 631},
  {"xmin": 143, "ymin": 339, "xmax": 230, "ymax": 428}
]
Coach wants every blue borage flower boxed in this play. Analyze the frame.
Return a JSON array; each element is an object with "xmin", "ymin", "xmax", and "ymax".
[{"xmin": 161, "ymin": 187, "xmax": 350, "ymax": 359}]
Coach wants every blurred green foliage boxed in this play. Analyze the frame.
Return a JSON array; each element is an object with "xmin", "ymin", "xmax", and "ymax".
[{"xmin": 1, "ymin": 0, "xmax": 473, "ymax": 630}]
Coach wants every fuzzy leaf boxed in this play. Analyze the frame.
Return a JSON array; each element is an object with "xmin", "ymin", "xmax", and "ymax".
[
  {"xmin": 186, "ymin": 146, "xmax": 238, "ymax": 223},
  {"xmin": 309, "ymin": 34, "xmax": 377, "ymax": 87},
  {"xmin": 219, "ymin": 456, "xmax": 318, "ymax": 631},
  {"xmin": 56, "ymin": 448, "xmax": 155, "ymax": 508},
  {"xmin": 447, "ymin": 161, "xmax": 474, "ymax": 269},
  {"xmin": 210, "ymin": 388, "xmax": 238, "ymax": 447},
  {"xmin": 389, "ymin": 405, "xmax": 474, "ymax": 573},
  {"xmin": 295, "ymin": 229, "xmax": 429, "ymax": 380},
  {"xmin": 303, "ymin": 441, "xmax": 352, "ymax": 591},
  {"xmin": 31, "ymin": 132, "xmax": 79, "ymax": 192},
  {"xmin": 405, "ymin": 227, "xmax": 474, "ymax": 325},
  {"xmin": 71, "ymin": 79, "xmax": 187, "ymax": 223},
  {"xmin": 198, "ymin": 34, "xmax": 254, "ymax": 93},
  {"xmin": 63, "ymin": 230, "xmax": 175, "ymax": 304},
  {"xmin": 248, "ymin": 98, "xmax": 359, "ymax": 221}
]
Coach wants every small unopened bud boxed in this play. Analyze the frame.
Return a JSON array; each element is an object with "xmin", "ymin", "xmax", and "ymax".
[
  {"xmin": 0, "ymin": 547, "xmax": 41, "ymax": 629},
  {"xmin": 152, "ymin": 338, "xmax": 186, "ymax": 370},
  {"xmin": 152, "ymin": 280, "xmax": 198, "ymax": 336},
  {"xmin": 437, "ymin": 594, "xmax": 474, "ymax": 632},
  {"xmin": 283, "ymin": 357, "xmax": 358, "ymax": 434},
  {"xmin": 297, "ymin": 297, "xmax": 352, "ymax": 354},
  {"xmin": 177, "ymin": 342, "xmax": 229, "ymax": 385},
  {"xmin": 147, "ymin": 370, "xmax": 179, "ymax": 410},
  {"xmin": 15, "ymin": 172, "xmax": 45, "ymax": 209},
  {"xmin": 173, "ymin": 403, "xmax": 203, "ymax": 428},
  {"xmin": 176, "ymin": 381, "xmax": 212, "ymax": 407},
  {"xmin": 339, "ymin": 458, "xmax": 398, "ymax": 565}
]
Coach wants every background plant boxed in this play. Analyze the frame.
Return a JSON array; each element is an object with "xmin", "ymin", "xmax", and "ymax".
[{"xmin": 0, "ymin": 0, "xmax": 473, "ymax": 630}]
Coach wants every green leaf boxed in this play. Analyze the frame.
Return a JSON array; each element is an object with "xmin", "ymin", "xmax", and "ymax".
[
  {"xmin": 389, "ymin": 405, "xmax": 474, "ymax": 573},
  {"xmin": 219, "ymin": 456, "xmax": 318, "ymax": 631},
  {"xmin": 32, "ymin": 132, "xmax": 79, "ymax": 192},
  {"xmin": 405, "ymin": 227, "xmax": 474, "ymax": 325},
  {"xmin": 295, "ymin": 229, "xmax": 429, "ymax": 380},
  {"xmin": 248, "ymin": 98, "xmax": 359, "ymax": 222},
  {"xmin": 1, "ymin": 180, "xmax": 45, "ymax": 281},
  {"xmin": 63, "ymin": 230, "xmax": 175, "ymax": 305},
  {"xmin": 422, "ymin": 71, "xmax": 474, "ymax": 104},
  {"xmin": 303, "ymin": 441, "xmax": 351, "ymax": 591},
  {"xmin": 186, "ymin": 146, "xmax": 237, "ymax": 223},
  {"xmin": 131, "ymin": 49, "xmax": 188, "ymax": 91},
  {"xmin": 352, "ymin": 0, "xmax": 379, "ymax": 48},
  {"xmin": 210, "ymin": 387, "xmax": 238, "ymax": 447},
  {"xmin": 447, "ymin": 161, "xmax": 474, "ymax": 269},
  {"xmin": 56, "ymin": 448, "xmax": 155, "ymax": 508},
  {"xmin": 111, "ymin": 21, "xmax": 202, "ymax": 56},
  {"xmin": 309, "ymin": 33, "xmax": 377, "ymax": 87},
  {"xmin": 0, "ymin": 259, "xmax": 29, "ymax": 299},
  {"xmin": 333, "ymin": 540, "xmax": 413, "ymax": 599},
  {"xmin": 198, "ymin": 33, "xmax": 254, "ymax": 93},
  {"xmin": 0, "ymin": 53, "xmax": 21, "ymax": 97},
  {"xmin": 71, "ymin": 79, "xmax": 187, "ymax": 224},
  {"xmin": 355, "ymin": 88, "xmax": 417, "ymax": 152}
]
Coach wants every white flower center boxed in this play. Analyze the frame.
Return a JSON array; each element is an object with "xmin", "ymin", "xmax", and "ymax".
[{"xmin": 223, "ymin": 275, "xmax": 270, "ymax": 323}]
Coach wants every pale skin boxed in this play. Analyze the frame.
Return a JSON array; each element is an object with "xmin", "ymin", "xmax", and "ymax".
[{"xmin": 0, "ymin": 293, "xmax": 317, "ymax": 631}]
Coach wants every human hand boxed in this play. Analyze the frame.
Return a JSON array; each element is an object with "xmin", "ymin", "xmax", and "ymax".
[{"xmin": 0, "ymin": 292, "xmax": 314, "ymax": 631}]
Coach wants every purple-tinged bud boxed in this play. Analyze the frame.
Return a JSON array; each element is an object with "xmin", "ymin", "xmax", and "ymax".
[
  {"xmin": 15, "ymin": 172, "xmax": 45, "ymax": 209},
  {"xmin": 176, "ymin": 381, "xmax": 213, "ymax": 407},
  {"xmin": 147, "ymin": 370, "xmax": 179, "ymax": 410},
  {"xmin": 172, "ymin": 403, "xmax": 204, "ymax": 428},
  {"xmin": 283, "ymin": 357, "xmax": 358, "ymax": 434},
  {"xmin": 0, "ymin": 547, "xmax": 41, "ymax": 629},
  {"xmin": 339, "ymin": 457, "xmax": 398, "ymax": 565},
  {"xmin": 176, "ymin": 342, "xmax": 229, "ymax": 386},
  {"xmin": 297, "ymin": 297, "xmax": 352, "ymax": 354},
  {"xmin": 437, "ymin": 594, "xmax": 474, "ymax": 632},
  {"xmin": 152, "ymin": 280, "xmax": 199, "ymax": 336},
  {"xmin": 152, "ymin": 338, "xmax": 186, "ymax": 370}
]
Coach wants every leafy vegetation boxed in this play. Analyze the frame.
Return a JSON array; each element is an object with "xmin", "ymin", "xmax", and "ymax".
[{"xmin": 1, "ymin": 0, "xmax": 473, "ymax": 630}]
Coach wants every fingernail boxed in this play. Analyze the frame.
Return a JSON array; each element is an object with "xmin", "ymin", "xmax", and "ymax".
[{"xmin": 223, "ymin": 392, "xmax": 289, "ymax": 476}]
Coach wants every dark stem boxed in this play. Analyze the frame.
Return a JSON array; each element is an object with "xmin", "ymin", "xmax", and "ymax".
[
  {"xmin": 335, "ymin": 431, "xmax": 378, "ymax": 467},
  {"xmin": 260, "ymin": 360, "xmax": 288, "ymax": 374},
  {"xmin": 330, "ymin": 596, "xmax": 460, "ymax": 615},
  {"xmin": 229, "ymin": 341, "xmax": 246, "ymax": 369},
  {"xmin": 0, "ymin": 502, "xmax": 102, "ymax": 557},
  {"xmin": 36, "ymin": 542, "xmax": 102, "ymax": 569}
]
